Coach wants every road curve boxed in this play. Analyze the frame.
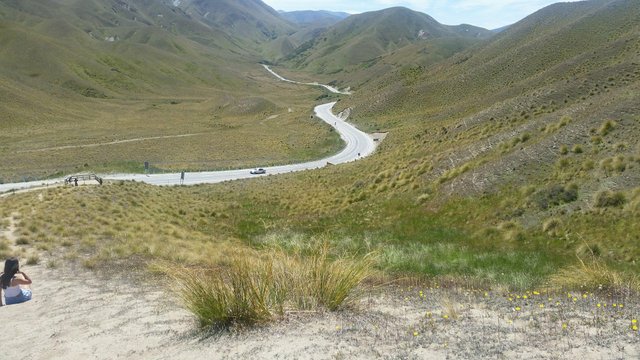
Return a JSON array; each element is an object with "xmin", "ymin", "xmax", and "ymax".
[{"xmin": 0, "ymin": 68, "xmax": 375, "ymax": 192}]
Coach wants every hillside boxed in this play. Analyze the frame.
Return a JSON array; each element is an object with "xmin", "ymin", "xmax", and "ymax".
[
  {"xmin": 1, "ymin": 0, "xmax": 638, "ymax": 307},
  {"xmin": 279, "ymin": 7, "xmax": 492, "ymax": 75},
  {"xmin": 279, "ymin": 10, "xmax": 350, "ymax": 27},
  {"xmin": 0, "ymin": 0, "xmax": 341, "ymax": 182},
  {"xmin": 177, "ymin": 0, "xmax": 295, "ymax": 47},
  {"xmin": 318, "ymin": 0, "xmax": 640, "ymax": 266}
]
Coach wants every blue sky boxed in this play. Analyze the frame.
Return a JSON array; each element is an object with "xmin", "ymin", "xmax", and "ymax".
[{"xmin": 262, "ymin": 0, "xmax": 581, "ymax": 29}]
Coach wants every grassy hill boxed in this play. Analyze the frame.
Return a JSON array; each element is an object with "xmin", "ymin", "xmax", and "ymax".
[
  {"xmin": 178, "ymin": 0, "xmax": 295, "ymax": 48},
  {"xmin": 0, "ymin": 0, "xmax": 342, "ymax": 182},
  {"xmin": 279, "ymin": 10, "xmax": 350, "ymax": 27},
  {"xmin": 317, "ymin": 0, "xmax": 640, "ymax": 275},
  {"xmin": 279, "ymin": 7, "xmax": 492, "ymax": 76},
  {"xmin": 1, "ymin": 0, "xmax": 639, "ymax": 296},
  {"xmin": 262, "ymin": 11, "xmax": 350, "ymax": 63}
]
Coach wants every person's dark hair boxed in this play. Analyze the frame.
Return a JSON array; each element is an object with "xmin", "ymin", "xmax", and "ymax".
[{"xmin": 1, "ymin": 257, "xmax": 19, "ymax": 289}]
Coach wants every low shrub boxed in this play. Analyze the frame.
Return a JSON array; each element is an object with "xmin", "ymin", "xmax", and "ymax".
[
  {"xmin": 550, "ymin": 255, "xmax": 638, "ymax": 292},
  {"xmin": 26, "ymin": 254, "xmax": 40, "ymax": 265},
  {"xmin": 594, "ymin": 190, "xmax": 626, "ymax": 208},
  {"xmin": 530, "ymin": 184, "xmax": 578, "ymax": 210},
  {"xmin": 167, "ymin": 244, "xmax": 375, "ymax": 328},
  {"xmin": 542, "ymin": 217, "xmax": 564, "ymax": 236},
  {"xmin": 598, "ymin": 120, "xmax": 616, "ymax": 136}
]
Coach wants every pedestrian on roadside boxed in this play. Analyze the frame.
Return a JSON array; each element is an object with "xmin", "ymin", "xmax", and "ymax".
[{"xmin": 0, "ymin": 257, "xmax": 33, "ymax": 306}]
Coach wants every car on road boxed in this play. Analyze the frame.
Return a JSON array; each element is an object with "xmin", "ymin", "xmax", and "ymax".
[{"xmin": 250, "ymin": 168, "xmax": 266, "ymax": 175}]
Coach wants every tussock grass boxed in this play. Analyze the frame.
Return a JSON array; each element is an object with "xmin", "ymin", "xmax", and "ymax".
[
  {"xmin": 170, "ymin": 256, "xmax": 278, "ymax": 327},
  {"xmin": 542, "ymin": 217, "xmax": 564, "ymax": 237},
  {"xmin": 0, "ymin": 237, "xmax": 12, "ymax": 259},
  {"xmin": 440, "ymin": 296, "xmax": 461, "ymax": 320},
  {"xmin": 2, "ymin": 1, "xmax": 639, "ymax": 303},
  {"xmin": 164, "ymin": 244, "xmax": 376, "ymax": 328},
  {"xmin": 26, "ymin": 253, "xmax": 40, "ymax": 265},
  {"xmin": 593, "ymin": 190, "xmax": 626, "ymax": 208},
  {"xmin": 550, "ymin": 254, "xmax": 639, "ymax": 293},
  {"xmin": 598, "ymin": 119, "xmax": 616, "ymax": 136}
]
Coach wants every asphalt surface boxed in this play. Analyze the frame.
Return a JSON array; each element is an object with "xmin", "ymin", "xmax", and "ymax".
[{"xmin": 0, "ymin": 67, "xmax": 375, "ymax": 192}]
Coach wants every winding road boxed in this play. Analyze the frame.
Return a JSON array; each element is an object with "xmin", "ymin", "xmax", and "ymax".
[{"xmin": 0, "ymin": 66, "xmax": 376, "ymax": 193}]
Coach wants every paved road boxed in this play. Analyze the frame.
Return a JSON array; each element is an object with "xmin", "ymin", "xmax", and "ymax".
[
  {"xmin": 0, "ymin": 68, "xmax": 375, "ymax": 192},
  {"xmin": 262, "ymin": 65, "xmax": 352, "ymax": 95}
]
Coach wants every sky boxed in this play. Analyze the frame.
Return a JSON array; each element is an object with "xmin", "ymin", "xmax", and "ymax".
[{"xmin": 262, "ymin": 0, "xmax": 580, "ymax": 29}]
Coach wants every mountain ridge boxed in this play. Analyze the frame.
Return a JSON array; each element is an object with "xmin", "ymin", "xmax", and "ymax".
[{"xmin": 278, "ymin": 6, "xmax": 492, "ymax": 74}]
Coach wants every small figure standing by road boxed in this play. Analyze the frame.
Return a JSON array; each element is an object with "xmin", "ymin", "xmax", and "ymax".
[
  {"xmin": 0, "ymin": 257, "xmax": 33, "ymax": 306},
  {"xmin": 74, "ymin": 178, "xmax": 78, "ymax": 186},
  {"xmin": 180, "ymin": 171, "xmax": 185, "ymax": 185}
]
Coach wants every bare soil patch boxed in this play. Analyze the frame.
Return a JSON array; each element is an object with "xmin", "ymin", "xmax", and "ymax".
[{"xmin": 3, "ymin": 265, "xmax": 638, "ymax": 359}]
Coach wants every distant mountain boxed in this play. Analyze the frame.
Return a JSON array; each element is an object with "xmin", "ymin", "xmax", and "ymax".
[
  {"xmin": 0, "ymin": 0, "xmax": 299, "ymax": 149},
  {"xmin": 176, "ymin": 0, "xmax": 295, "ymax": 45},
  {"xmin": 280, "ymin": 7, "xmax": 492, "ymax": 74},
  {"xmin": 491, "ymin": 25, "xmax": 511, "ymax": 33},
  {"xmin": 0, "ymin": 0, "xmax": 268, "ymax": 97},
  {"xmin": 279, "ymin": 10, "xmax": 350, "ymax": 27}
]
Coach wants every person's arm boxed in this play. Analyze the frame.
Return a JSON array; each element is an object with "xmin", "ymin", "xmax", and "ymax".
[
  {"xmin": 14, "ymin": 271, "xmax": 32, "ymax": 286},
  {"xmin": 0, "ymin": 272, "xmax": 4, "ymax": 306}
]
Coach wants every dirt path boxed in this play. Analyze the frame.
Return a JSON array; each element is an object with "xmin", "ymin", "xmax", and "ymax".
[
  {"xmin": 3, "ymin": 261, "xmax": 638, "ymax": 359},
  {"xmin": 17, "ymin": 133, "xmax": 208, "ymax": 153}
]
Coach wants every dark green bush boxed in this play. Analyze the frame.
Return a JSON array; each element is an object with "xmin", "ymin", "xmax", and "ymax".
[{"xmin": 530, "ymin": 184, "xmax": 578, "ymax": 210}]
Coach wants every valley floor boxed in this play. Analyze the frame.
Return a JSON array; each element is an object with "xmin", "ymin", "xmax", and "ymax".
[{"xmin": 3, "ymin": 263, "xmax": 638, "ymax": 359}]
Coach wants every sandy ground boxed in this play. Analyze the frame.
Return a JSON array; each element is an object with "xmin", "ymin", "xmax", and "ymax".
[{"xmin": 2, "ymin": 261, "xmax": 639, "ymax": 360}]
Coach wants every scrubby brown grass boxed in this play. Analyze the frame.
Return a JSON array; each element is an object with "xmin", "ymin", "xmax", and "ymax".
[
  {"xmin": 165, "ymin": 245, "xmax": 376, "ymax": 328},
  {"xmin": 550, "ymin": 254, "xmax": 639, "ymax": 293}
]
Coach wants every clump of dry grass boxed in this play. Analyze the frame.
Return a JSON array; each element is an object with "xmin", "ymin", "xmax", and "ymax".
[
  {"xmin": 593, "ymin": 190, "xmax": 626, "ymax": 208},
  {"xmin": 542, "ymin": 217, "xmax": 564, "ymax": 236},
  {"xmin": 164, "ymin": 244, "xmax": 376, "ymax": 328},
  {"xmin": 440, "ymin": 296, "xmax": 461, "ymax": 320},
  {"xmin": 549, "ymin": 253, "xmax": 639, "ymax": 293}
]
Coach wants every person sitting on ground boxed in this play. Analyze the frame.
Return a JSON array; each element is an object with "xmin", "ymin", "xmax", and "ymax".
[{"xmin": 0, "ymin": 257, "xmax": 33, "ymax": 306}]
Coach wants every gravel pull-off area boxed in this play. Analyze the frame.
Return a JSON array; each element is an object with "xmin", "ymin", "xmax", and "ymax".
[{"xmin": 3, "ymin": 264, "xmax": 639, "ymax": 359}]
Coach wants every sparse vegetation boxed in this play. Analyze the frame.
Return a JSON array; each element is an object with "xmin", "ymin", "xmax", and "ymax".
[
  {"xmin": 594, "ymin": 190, "xmax": 626, "ymax": 208},
  {"xmin": 166, "ymin": 244, "xmax": 375, "ymax": 327},
  {"xmin": 529, "ymin": 184, "xmax": 578, "ymax": 210},
  {"xmin": 1, "ymin": 0, "xmax": 639, "ymax": 345},
  {"xmin": 598, "ymin": 120, "xmax": 616, "ymax": 136},
  {"xmin": 550, "ymin": 254, "xmax": 638, "ymax": 292}
]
